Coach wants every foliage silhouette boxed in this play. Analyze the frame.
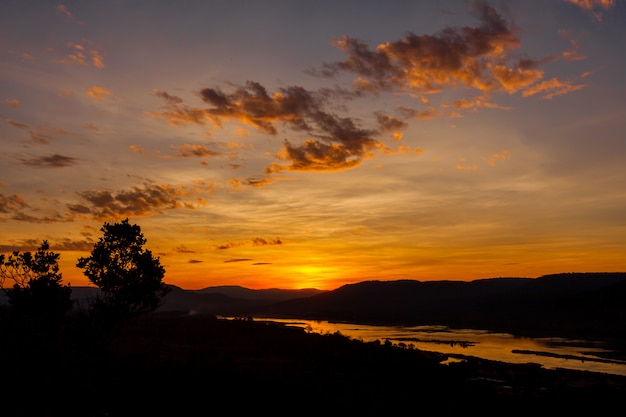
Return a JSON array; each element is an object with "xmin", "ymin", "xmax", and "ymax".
[
  {"xmin": 77, "ymin": 218, "xmax": 169, "ymax": 320},
  {"xmin": 0, "ymin": 240, "xmax": 73, "ymax": 321}
]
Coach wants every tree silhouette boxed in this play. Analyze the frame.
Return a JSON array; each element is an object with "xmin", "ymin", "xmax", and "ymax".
[
  {"xmin": 0, "ymin": 240, "xmax": 73, "ymax": 320},
  {"xmin": 77, "ymin": 218, "xmax": 169, "ymax": 319}
]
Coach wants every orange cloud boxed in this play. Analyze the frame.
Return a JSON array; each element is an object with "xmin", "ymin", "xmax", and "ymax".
[
  {"xmin": 491, "ymin": 66, "xmax": 544, "ymax": 94},
  {"xmin": 564, "ymin": 0, "xmax": 615, "ymax": 20},
  {"xmin": 3, "ymin": 99, "xmax": 20, "ymax": 108},
  {"xmin": 129, "ymin": 145, "xmax": 145, "ymax": 154},
  {"xmin": 322, "ymin": 4, "xmax": 527, "ymax": 95},
  {"xmin": 443, "ymin": 95, "xmax": 513, "ymax": 112},
  {"xmin": 57, "ymin": 41, "xmax": 105, "ymax": 68},
  {"xmin": 488, "ymin": 150, "xmax": 511, "ymax": 167},
  {"xmin": 153, "ymin": 82, "xmax": 385, "ymax": 173},
  {"xmin": 86, "ymin": 86, "xmax": 112, "ymax": 102},
  {"xmin": 522, "ymin": 78, "xmax": 585, "ymax": 99},
  {"xmin": 319, "ymin": 3, "xmax": 586, "ymax": 107}
]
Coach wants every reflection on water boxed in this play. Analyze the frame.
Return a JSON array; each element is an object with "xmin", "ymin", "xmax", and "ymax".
[{"xmin": 245, "ymin": 317, "xmax": 626, "ymax": 376}]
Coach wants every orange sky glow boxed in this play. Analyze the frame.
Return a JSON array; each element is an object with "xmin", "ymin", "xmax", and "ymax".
[{"xmin": 1, "ymin": 1, "xmax": 625, "ymax": 290}]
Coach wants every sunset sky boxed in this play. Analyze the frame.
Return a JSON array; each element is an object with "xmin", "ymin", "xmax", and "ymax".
[{"xmin": 1, "ymin": 0, "xmax": 625, "ymax": 290}]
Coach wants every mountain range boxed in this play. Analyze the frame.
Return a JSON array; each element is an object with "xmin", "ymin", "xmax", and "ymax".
[
  {"xmin": 156, "ymin": 272, "xmax": 626, "ymax": 341},
  {"xmin": 3, "ymin": 272, "xmax": 626, "ymax": 341}
]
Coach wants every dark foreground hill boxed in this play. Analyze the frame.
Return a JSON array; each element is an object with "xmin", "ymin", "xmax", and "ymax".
[{"xmin": 2, "ymin": 311, "xmax": 625, "ymax": 416}]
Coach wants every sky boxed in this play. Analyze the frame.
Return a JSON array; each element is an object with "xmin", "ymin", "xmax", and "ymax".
[{"xmin": 1, "ymin": 0, "xmax": 625, "ymax": 291}]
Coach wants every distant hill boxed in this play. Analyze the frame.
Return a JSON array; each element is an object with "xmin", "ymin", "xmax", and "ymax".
[
  {"xmin": 246, "ymin": 272, "xmax": 626, "ymax": 341},
  {"xmin": 155, "ymin": 285, "xmax": 325, "ymax": 314},
  {"xmin": 3, "ymin": 272, "xmax": 625, "ymax": 341}
]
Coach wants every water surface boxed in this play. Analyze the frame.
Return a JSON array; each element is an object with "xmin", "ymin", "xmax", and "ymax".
[{"xmin": 246, "ymin": 317, "xmax": 626, "ymax": 376}]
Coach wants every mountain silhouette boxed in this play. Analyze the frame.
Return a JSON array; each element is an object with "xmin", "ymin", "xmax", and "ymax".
[
  {"xmin": 215, "ymin": 272, "xmax": 626, "ymax": 341},
  {"xmin": 8, "ymin": 272, "xmax": 624, "ymax": 341}
]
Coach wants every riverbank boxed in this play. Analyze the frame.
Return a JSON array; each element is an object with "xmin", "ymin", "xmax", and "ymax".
[
  {"xmin": 2, "ymin": 310, "xmax": 625, "ymax": 416},
  {"xmin": 4, "ymin": 311, "xmax": 625, "ymax": 416}
]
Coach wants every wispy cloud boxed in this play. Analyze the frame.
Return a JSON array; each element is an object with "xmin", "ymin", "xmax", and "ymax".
[
  {"xmin": 3, "ymin": 99, "xmax": 20, "ymax": 108},
  {"xmin": 168, "ymin": 144, "xmax": 222, "ymax": 158},
  {"xmin": 56, "ymin": 4, "xmax": 73, "ymax": 19},
  {"xmin": 217, "ymin": 237, "xmax": 282, "ymax": 250},
  {"xmin": 20, "ymin": 154, "xmax": 79, "ymax": 168},
  {"xmin": 563, "ymin": 0, "xmax": 615, "ymax": 21},
  {"xmin": 521, "ymin": 78, "xmax": 586, "ymax": 99},
  {"xmin": 5, "ymin": 119, "xmax": 28, "ymax": 129},
  {"xmin": 57, "ymin": 41, "xmax": 104, "ymax": 68},
  {"xmin": 0, "ymin": 193, "xmax": 29, "ymax": 214}
]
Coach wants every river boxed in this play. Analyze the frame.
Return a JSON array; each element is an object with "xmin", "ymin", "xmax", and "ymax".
[{"xmin": 242, "ymin": 317, "xmax": 626, "ymax": 377}]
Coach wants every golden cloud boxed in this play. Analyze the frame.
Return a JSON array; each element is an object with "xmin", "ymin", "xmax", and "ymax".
[
  {"xmin": 86, "ymin": 86, "xmax": 112, "ymax": 102},
  {"xmin": 564, "ymin": 0, "xmax": 615, "ymax": 20},
  {"xmin": 57, "ymin": 41, "xmax": 105, "ymax": 68},
  {"xmin": 521, "ymin": 78, "xmax": 586, "ymax": 99}
]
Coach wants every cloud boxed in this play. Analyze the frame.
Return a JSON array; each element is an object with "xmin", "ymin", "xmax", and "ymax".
[
  {"xmin": 318, "ymin": 2, "xmax": 576, "ymax": 102},
  {"xmin": 5, "ymin": 119, "xmax": 28, "ymax": 129},
  {"xmin": 174, "ymin": 245, "xmax": 195, "ymax": 253},
  {"xmin": 86, "ymin": 86, "xmax": 112, "ymax": 102},
  {"xmin": 20, "ymin": 154, "xmax": 79, "ymax": 168},
  {"xmin": 56, "ymin": 4, "xmax": 73, "ymax": 19},
  {"xmin": 216, "ymin": 241, "xmax": 245, "ymax": 250},
  {"xmin": 188, "ymin": 259, "xmax": 203, "ymax": 264},
  {"xmin": 224, "ymin": 258, "xmax": 252, "ymax": 263},
  {"xmin": 375, "ymin": 112, "xmax": 408, "ymax": 131},
  {"xmin": 82, "ymin": 122, "xmax": 100, "ymax": 133},
  {"xmin": 153, "ymin": 82, "xmax": 385, "ymax": 174},
  {"xmin": 149, "ymin": 3, "xmax": 585, "ymax": 180},
  {"xmin": 48, "ymin": 238, "xmax": 94, "ymax": 252},
  {"xmin": 170, "ymin": 144, "xmax": 222, "ymax": 158},
  {"xmin": 241, "ymin": 176, "xmax": 275, "ymax": 187},
  {"xmin": 57, "ymin": 41, "xmax": 105, "ymax": 68},
  {"xmin": 521, "ymin": 78, "xmax": 586, "ymax": 99},
  {"xmin": 29, "ymin": 132, "xmax": 52, "ymax": 144},
  {"xmin": 0, "ymin": 238, "xmax": 93, "ymax": 253},
  {"xmin": 217, "ymin": 237, "xmax": 282, "ymax": 250},
  {"xmin": 3, "ymin": 99, "xmax": 20, "ymax": 108},
  {"xmin": 68, "ymin": 183, "xmax": 194, "ymax": 220},
  {"xmin": 396, "ymin": 106, "xmax": 440, "ymax": 120},
  {"xmin": 0, "ymin": 193, "xmax": 29, "ymax": 214},
  {"xmin": 9, "ymin": 211, "xmax": 68, "ymax": 224},
  {"xmin": 563, "ymin": 0, "xmax": 615, "ymax": 20},
  {"xmin": 252, "ymin": 237, "xmax": 282, "ymax": 246},
  {"xmin": 442, "ymin": 95, "xmax": 513, "ymax": 113}
]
